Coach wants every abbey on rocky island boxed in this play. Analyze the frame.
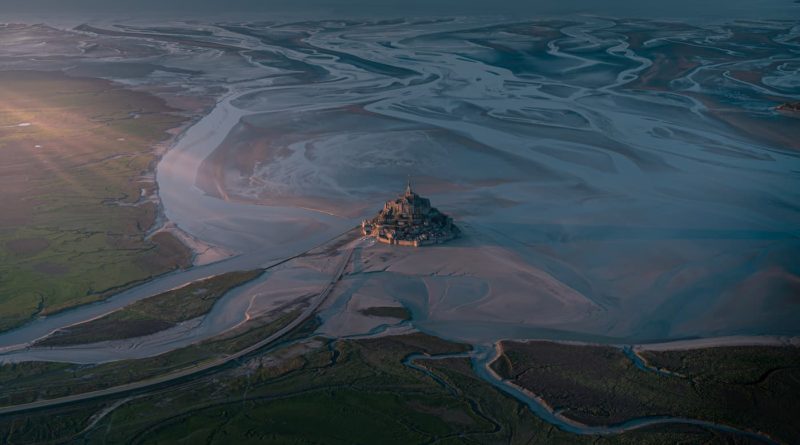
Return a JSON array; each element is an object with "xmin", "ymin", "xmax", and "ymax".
[
  {"xmin": 777, "ymin": 102, "xmax": 800, "ymax": 113},
  {"xmin": 361, "ymin": 180, "xmax": 460, "ymax": 247}
]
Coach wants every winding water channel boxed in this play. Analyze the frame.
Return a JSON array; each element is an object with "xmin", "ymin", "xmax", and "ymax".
[
  {"xmin": 0, "ymin": 81, "xmax": 786, "ymax": 444},
  {"xmin": 405, "ymin": 348, "xmax": 779, "ymax": 444},
  {"xmin": 0, "ymin": 86, "xmax": 355, "ymax": 360},
  {"xmin": 0, "ymin": 17, "xmax": 797, "ymax": 440}
]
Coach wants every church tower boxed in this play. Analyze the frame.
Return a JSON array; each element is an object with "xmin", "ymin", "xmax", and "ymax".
[{"xmin": 361, "ymin": 178, "xmax": 459, "ymax": 246}]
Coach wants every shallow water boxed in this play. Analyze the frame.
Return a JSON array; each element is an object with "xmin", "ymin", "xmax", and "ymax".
[{"xmin": 1, "ymin": 17, "xmax": 799, "ymax": 361}]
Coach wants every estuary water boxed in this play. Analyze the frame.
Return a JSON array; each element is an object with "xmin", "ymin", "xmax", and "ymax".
[{"xmin": 0, "ymin": 16, "xmax": 799, "ymax": 362}]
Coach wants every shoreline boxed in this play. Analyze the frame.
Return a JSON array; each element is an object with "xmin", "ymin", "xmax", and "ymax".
[
  {"xmin": 144, "ymin": 89, "xmax": 232, "ymax": 267},
  {"xmin": 490, "ymin": 334, "xmax": 800, "ymax": 352},
  {"xmin": 633, "ymin": 334, "xmax": 800, "ymax": 351},
  {"xmin": 0, "ymin": 79, "xmax": 353, "ymax": 356}
]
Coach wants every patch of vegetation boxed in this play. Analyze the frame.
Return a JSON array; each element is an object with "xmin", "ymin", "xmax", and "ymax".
[
  {"xmin": 0, "ymin": 307, "xmax": 300, "ymax": 408},
  {"xmin": 37, "ymin": 270, "xmax": 263, "ymax": 346},
  {"xmin": 492, "ymin": 340, "xmax": 800, "ymax": 444},
  {"xmin": 0, "ymin": 402, "xmax": 103, "ymax": 444},
  {"xmin": 0, "ymin": 334, "xmax": 764, "ymax": 444},
  {"xmin": 641, "ymin": 346, "xmax": 800, "ymax": 384},
  {"xmin": 359, "ymin": 306, "xmax": 412, "ymax": 320},
  {"xmin": 0, "ymin": 71, "xmax": 193, "ymax": 332}
]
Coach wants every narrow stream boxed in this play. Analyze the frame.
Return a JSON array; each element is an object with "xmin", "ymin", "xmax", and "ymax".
[
  {"xmin": 397, "ymin": 345, "xmax": 780, "ymax": 444},
  {"xmin": 621, "ymin": 346, "xmax": 684, "ymax": 378},
  {"xmin": 468, "ymin": 344, "xmax": 779, "ymax": 444}
]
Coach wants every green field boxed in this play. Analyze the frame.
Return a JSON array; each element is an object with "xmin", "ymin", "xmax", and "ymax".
[
  {"xmin": 493, "ymin": 340, "xmax": 800, "ymax": 444},
  {"xmin": 0, "ymin": 306, "xmax": 301, "ymax": 408},
  {"xmin": 0, "ymin": 71, "xmax": 194, "ymax": 332},
  {"xmin": 37, "ymin": 269, "xmax": 264, "ymax": 346},
  {"xmin": 0, "ymin": 333, "xmax": 771, "ymax": 444}
]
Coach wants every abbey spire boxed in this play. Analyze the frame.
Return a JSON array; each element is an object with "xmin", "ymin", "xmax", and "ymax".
[{"xmin": 361, "ymin": 181, "xmax": 459, "ymax": 247}]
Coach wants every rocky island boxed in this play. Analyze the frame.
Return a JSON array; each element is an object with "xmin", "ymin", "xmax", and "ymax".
[
  {"xmin": 361, "ymin": 181, "xmax": 459, "ymax": 246},
  {"xmin": 776, "ymin": 102, "xmax": 800, "ymax": 113}
]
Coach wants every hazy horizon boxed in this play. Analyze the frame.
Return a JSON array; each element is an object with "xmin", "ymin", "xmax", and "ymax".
[{"xmin": 3, "ymin": 0, "xmax": 799, "ymax": 20}]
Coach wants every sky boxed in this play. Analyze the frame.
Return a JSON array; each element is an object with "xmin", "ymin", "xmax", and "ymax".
[{"xmin": 3, "ymin": 0, "xmax": 799, "ymax": 19}]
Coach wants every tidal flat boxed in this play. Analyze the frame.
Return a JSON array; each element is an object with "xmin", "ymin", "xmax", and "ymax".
[{"xmin": 0, "ymin": 15, "xmax": 798, "ymax": 443}]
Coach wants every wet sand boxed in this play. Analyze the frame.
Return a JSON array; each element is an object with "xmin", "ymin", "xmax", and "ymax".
[{"xmin": 1, "ymin": 17, "xmax": 799, "ymax": 363}]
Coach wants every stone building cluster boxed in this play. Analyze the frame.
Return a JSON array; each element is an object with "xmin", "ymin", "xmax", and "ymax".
[
  {"xmin": 361, "ymin": 181, "xmax": 459, "ymax": 247},
  {"xmin": 777, "ymin": 102, "xmax": 800, "ymax": 113}
]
